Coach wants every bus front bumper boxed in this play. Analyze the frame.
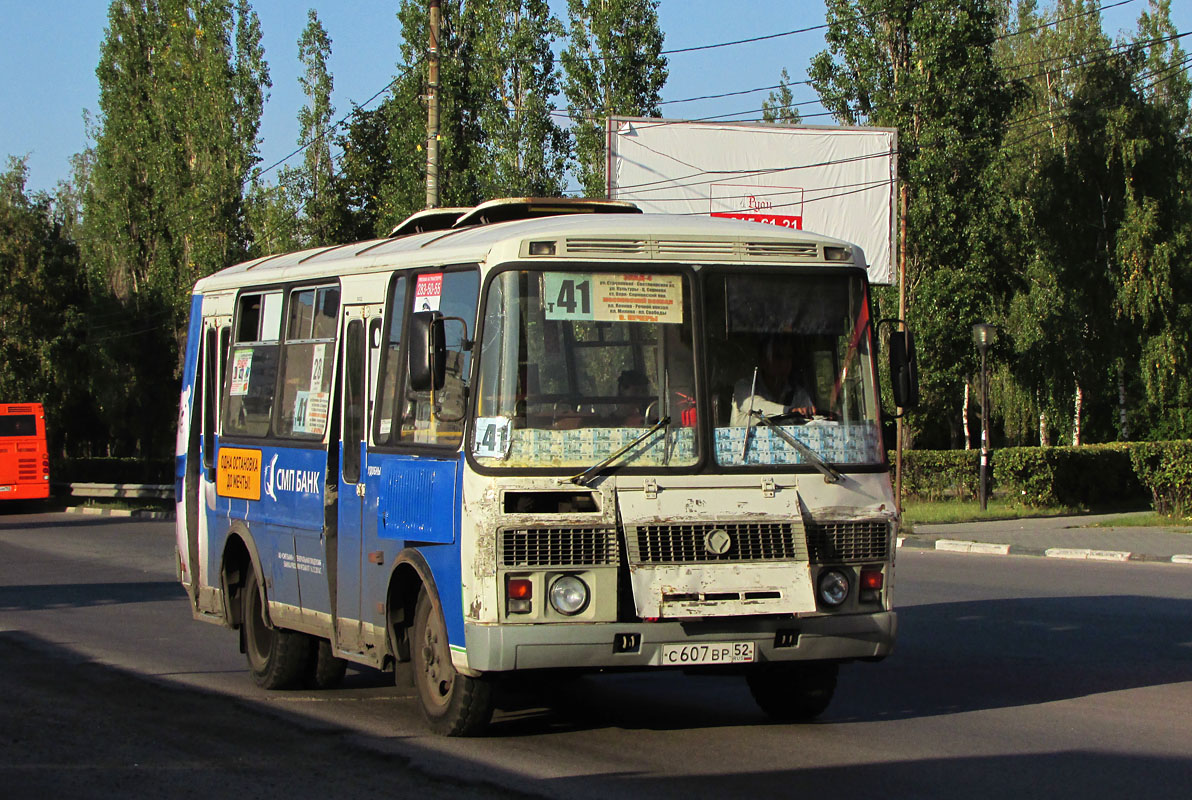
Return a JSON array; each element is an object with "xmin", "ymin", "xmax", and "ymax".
[{"xmin": 463, "ymin": 611, "xmax": 895, "ymax": 673}]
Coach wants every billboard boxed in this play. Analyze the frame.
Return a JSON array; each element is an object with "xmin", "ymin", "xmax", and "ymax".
[{"xmin": 606, "ymin": 117, "xmax": 898, "ymax": 285}]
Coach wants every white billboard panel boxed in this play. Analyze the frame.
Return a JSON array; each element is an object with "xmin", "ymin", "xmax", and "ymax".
[{"xmin": 606, "ymin": 117, "xmax": 898, "ymax": 285}]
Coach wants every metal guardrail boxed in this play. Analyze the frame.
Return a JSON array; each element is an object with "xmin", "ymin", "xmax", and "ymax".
[{"xmin": 64, "ymin": 482, "xmax": 173, "ymax": 500}]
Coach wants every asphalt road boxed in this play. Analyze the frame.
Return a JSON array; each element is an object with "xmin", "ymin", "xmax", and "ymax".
[{"xmin": 1, "ymin": 510, "xmax": 1189, "ymax": 799}]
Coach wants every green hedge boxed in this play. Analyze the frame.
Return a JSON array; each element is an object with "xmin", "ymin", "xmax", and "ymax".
[
  {"xmin": 54, "ymin": 457, "xmax": 173, "ymax": 485},
  {"xmin": 992, "ymin": 444, "xmax": 1144, "ymax": 507},
  {"xmin": 894, "ymin": 449, "xmax": 981, "ymax": 501},
  {"xmin": 1128, "ymin": 441, "xmax": 1192, "ymax": 515},
  {"xmin": 894, "ymin": 443, "xmax": 1153, "ymax": 509}
]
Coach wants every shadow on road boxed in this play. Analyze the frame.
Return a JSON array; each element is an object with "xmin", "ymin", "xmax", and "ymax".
[
  {"xmin": 0, "ymin": 630, "xmax": 517, "ymax": 800},
  {"xmin": 0, "ymin": 580, "xmax": 184, "ymax": 610},
  {"xmin": 486, "ymin": 593, "xmax": 1192, "ymax": 735}
]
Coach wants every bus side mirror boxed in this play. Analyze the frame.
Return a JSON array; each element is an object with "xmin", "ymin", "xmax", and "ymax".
[
  {"xmin": 408, "ymin": 311, "xmax": 446, "ymax": 392},
  {"xmin": 889, "ymin": 329, "xmax": 920, "ymax": 409}
]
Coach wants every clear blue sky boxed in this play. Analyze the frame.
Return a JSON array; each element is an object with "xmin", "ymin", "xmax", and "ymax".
[{"xmin": 0, "ymin": 1, "xmax": 1184, "ymax": 195}]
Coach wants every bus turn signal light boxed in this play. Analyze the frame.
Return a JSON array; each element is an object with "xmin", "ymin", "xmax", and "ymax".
[
  {"xmin": 860, "ymin": 569, "xmax": 883, "ymax": 590},
  {"xmin": 507, "ymin": 578, "xmax": 532, "ymax": 614}
]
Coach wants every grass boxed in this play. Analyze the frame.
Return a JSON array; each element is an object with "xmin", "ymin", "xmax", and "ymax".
[
  {"xmin": 1086, "ymin": 512, "xmax": 1192, "ymax": 531},
  {"xmin": 901, "ymin": 497, "xmax": 1192, "ymax": 531},
  {"xmin": 900, "ymin": 498, "xmax": 1080, "ymax": 526}
]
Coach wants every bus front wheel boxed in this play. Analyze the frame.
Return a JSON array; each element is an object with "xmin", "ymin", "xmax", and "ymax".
[
  {"xmin": 242, "ymin": 567, "xmax": 312, "ymax": 689},
  {"xmin": 746, "ymin": 661, "xmax": 838, "ymax": 722},
  {"xmin": 411, "ymin": 588, "xmax": 493, "ymax": 736}
]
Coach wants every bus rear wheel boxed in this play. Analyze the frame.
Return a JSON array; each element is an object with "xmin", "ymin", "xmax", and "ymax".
[
  {"xmin": 746, "ymin": 661, "xmax": 838, "ymax": 722},
  {"xmin": 411, "ymin": 588, "xmax": 493, "ymax": 736},
  {"xmin": 305, "ymin": 639, "xmax": 348, "ymax": 690},
  {"xmin": 242, "ymin": 567, "xmax": 312, "ymax": 690}
]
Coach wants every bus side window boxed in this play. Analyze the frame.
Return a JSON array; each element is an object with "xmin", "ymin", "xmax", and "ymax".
[
  {"xmin": 399, "ymin": 269, "xmax": 479, "ymax": 446},
  {"xmin": 202, "ymin": 327, "xmax": 218, "ymax": 470},
  {"xmin": 374, "ymin": 275, "xmax": 408, "ymax": 445},
  {"xmin": 275, "ymin": 284, "xmax": 339, "ymax": 440},
  {"xmin": 224, "ymin": 291, "xmax": 283, "ymax": 437}
]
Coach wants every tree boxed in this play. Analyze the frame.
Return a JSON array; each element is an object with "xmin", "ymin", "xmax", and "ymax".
[
  {"xmin": 809, "ymin": 0, "xmax": 1018, "ymax": 448},
  {"xmin": 0, "ymin": 157, "xmax": 95, "ymax": 456},
  {"xmin": 762, "ymin": 68, "xmax": 803, "ymax": 125},
  {"xmin": 468, "ymin": 0, "xmax": 569, "ymax": 196},
  {"xmin": 996, "ymin": 0, "xmax": 1114, "ymax": 446},
  {"xmin": 82, "ymin": 0, "xmax": 270, "ymax": 457},
  {"xmin": 294, "ymin": 9, "xmax": 341, "ymax": 245},
  {"xmin": 561, "ymin": 0, "xmax": 668, "ymax": 197}
]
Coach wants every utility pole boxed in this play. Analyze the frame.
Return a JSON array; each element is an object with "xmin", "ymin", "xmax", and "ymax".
[
  {"xmin": 896, "ymin": 182, "xmax": 908, "ymax": 515},
  {"xmin": 425, "ymin": 0, "xmax": 441, "ymax": 209}
]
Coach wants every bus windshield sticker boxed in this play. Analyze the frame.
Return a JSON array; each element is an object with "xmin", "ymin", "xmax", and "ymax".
[
  {"xmin": 543, "ymin": 273, "xmax": 682, "ymax": 324},
  {"xmin": 414, "ymin": 273, "xmax": 443, "ymax": 312},
  {"xmin": 474, "ymin": 416, "xmax": 513, "ymax": 459},
  {"xmin": 230, "ymin": 349, "xmax": 252, "ymax": 396}
]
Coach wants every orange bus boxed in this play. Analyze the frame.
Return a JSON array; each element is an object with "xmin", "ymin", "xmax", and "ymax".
[{"xmin": 0, "ymin": 403, "xmax": 50, "ymax": 500}]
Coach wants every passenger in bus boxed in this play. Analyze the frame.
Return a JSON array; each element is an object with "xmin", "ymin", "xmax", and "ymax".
[
  {"xmin": 730, "ymin": 336, "xmax": 817, "ymax": 426},
  {"xmin": 612, "ymin": 368, "xmax": 651, "ymax": 426}
]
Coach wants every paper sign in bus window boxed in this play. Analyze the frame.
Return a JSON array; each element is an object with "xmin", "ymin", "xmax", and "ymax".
[
  {"xmin": 292, "ymin": 390, "xmax": 330, "ymax": 435},
  {"xmin": 230, "ymin": 349, "xmax": 253, "ymax": 396},
  {"xmin": 474, "ymin": 416, "xmax": 513, "ymax": 459},
  {"xmin": 414, "ymin": 273, "xmax": 443, "ymax": 312},
  {"xmin": 544, "ymin": 273, "xmax": 682, "ymax": 324},
  {"xmin": 310, "ymin": 343, "xmax": 327, "ymax": 391}
]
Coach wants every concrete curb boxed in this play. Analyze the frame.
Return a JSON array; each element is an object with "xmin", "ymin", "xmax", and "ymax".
[
  {"xmin": 65, "ymin": 506, "xmax": 174, "ymax": 521},
  {"xmin": 1044, "ymin": 547, "xmax": 1131, "ymax": 562},
  {"xmin": 934, "ymin": 539, "xmax": 1011, "ymax": 556},
  {"xmin": 898, "ymin": 535, "xmax": 1192, "ymax": 565}
]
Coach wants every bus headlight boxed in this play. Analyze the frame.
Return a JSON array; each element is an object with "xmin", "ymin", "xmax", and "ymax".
[
  {"xmin": 817, "ymin": 569, "xmax": 850, "ymax": 607},
  {"xmin": 549, "ymin": 575, "xmax": 589, "ymax": 616}
]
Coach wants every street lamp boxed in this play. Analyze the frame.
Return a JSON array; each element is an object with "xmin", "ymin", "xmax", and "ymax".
[{"xmin": 972, "ymin": 323, "xmax": 997, "ymax": 510}]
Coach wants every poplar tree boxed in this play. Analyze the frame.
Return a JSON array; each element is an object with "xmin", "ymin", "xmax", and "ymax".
[
  {"xmin": 561, "ymin": 0, "xmax": 668, "ymax": 197},
  {"xmin": 82, "ymin": 0, "xmax": 269, "ymax": 456},
  {"xmin": 294, "ymin": 8, "xmax": 341, "ymax": 245},
  {"xmin": 762, "ymin": 68, "xmax": 803, "ymax": 125},
  {"xmin": 469, "ymin": 0, "xmax": 569, "ymax": 196}
]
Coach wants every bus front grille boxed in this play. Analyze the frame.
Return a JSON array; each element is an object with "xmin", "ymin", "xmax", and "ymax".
[
  {"xmin": 625, "ymin": 522, "xmax": 806, "ymax": 564},
  {"xmin": 500, "ymin": 527, "xmax": 619, "ymax": 568},
  {"xmin": 805, "ymin": 520, "xmax": 890, "ymax": 563}
]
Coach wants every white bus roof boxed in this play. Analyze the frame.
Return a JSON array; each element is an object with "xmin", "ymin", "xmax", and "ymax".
[{"xmin": 194, "ymin": 203, "xmax": 863, "ymax": 294}]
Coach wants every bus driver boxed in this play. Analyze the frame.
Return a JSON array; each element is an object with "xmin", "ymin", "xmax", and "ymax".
[{"xmin": 730, "ymin": 336, "xmax": 817, "ymax": 426}]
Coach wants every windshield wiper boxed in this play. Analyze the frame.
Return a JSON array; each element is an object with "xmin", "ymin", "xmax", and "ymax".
[
  {"xmin": 750, "ymin": 411, "xmax": 843, "ymax": 484},
  {"xmin": 566, "ymin": 416, "xmax": 671, "ymax": 487}
]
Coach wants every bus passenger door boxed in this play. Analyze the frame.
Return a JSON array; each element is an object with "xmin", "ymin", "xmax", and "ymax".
[{"xmin": 334, "ymin": 307, "xmax": 372, "ymax": 653}]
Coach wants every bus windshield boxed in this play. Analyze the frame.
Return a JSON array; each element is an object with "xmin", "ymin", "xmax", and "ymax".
[
  {"xmin": 473, "ymin": 268, "xmax": 698, "ymax": 469},
  {"xmin": 704, "ymin": 270, "xmax": 882, "ymax": 467},
  {"xmin": 472, "ymin": 266, "xmax": 881, "ymax": 471}
]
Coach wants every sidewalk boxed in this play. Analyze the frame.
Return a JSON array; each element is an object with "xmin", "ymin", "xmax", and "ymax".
[{"xmin": 901, "ymin": 512, "xmax": 1192, "ymax": 564}]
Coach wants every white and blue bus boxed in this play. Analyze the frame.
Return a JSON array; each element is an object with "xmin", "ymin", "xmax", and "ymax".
[{"xmin": 175, "ymin": 198, "xmax": 917, "ymax": 735}]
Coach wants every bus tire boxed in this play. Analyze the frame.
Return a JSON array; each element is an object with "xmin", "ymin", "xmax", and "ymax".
[
  {"xmin": 746, "ymin": 661, "xmax": 838, "ymax": 722},
  {"xmin": 411, "ymin": 588, "xmax": 493, "ymax": 736},
  {"xmin": 243, "ymin": 567, "xmax": 312, "ymax": 690},
  {"xmin": 305, "ymin": 639, "xmax": 349, "ymax": 690}
]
